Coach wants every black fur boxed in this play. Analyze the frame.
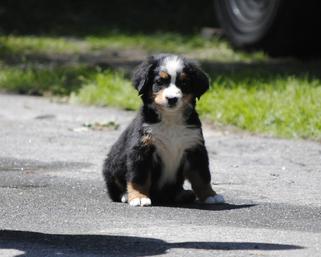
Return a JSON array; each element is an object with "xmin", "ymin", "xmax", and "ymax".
[
  {"xmin": 103, "ymin": 54, "xmax": 217, "ymax": 205},
  {"xmin": 185, "ymin": 60, "xmax": 210, "ymax": 99}
]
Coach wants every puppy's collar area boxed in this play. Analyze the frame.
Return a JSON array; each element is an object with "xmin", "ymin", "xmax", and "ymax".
[{"xmin": 143, "ymin": 110, "xmax": 185, "ymax": 127}]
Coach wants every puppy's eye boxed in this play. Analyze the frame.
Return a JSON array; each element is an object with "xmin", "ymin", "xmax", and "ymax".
[
  {"xmin": 153, "ymin": 84, "xmax": 162, "ymax": 92},
  {"xmin": 178, "ymin": 79, "xmax": 190, "ymax": 87},
  {"xmin": 180, "ymin": 80, "xmax": 188, "ymax": 86},
  {"xmin": 178, "ymin": 80, "xmax": 192, "ymax": 93},
  {"xmin": 156, "ymin": 78, "xmax": 168, "ymax": 85}
]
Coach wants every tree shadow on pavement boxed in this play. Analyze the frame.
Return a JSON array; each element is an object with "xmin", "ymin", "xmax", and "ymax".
[{"xmin": 0, "ymin": 230, "xmax": 303, "ymax": 257}]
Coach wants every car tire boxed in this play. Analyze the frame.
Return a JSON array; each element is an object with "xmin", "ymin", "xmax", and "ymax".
[
  {"xmin": 214, "ymin": 0, "xmax": 283, "ymax": 46},
  {"xmin": 213, "ymin": 0, "xmax": 319, "ymax": 57}
]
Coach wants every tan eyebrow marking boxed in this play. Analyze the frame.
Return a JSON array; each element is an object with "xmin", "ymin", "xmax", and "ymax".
[
  {"xmin": 180, "ymin": 72, "xmax": 188, "ymax": 80},
  {"xmin": 159, "ymin": 71, "xmax": 170, "ymax": 79}
]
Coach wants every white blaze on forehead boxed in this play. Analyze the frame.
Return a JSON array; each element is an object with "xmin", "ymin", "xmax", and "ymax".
[
  {"xmin": 161, "ymin": 56, "xmax": 184, "ymax": 99},
  {"xmin": 161, "ymin": 56, "xmax": 184, "ymax": 81}
]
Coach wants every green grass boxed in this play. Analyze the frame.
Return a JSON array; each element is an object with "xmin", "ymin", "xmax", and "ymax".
[
  {"xmin": 85, "ymin": 33, "xmax": 266, "ymax": 62},
  {"xmin": 0, "ymin": 64, "xmax": 93, "ymax": 95},
  {"xmin": 70, "ymin": 70, "xmax": 139, "ymax": 110},
  {"xmin": 0, "ymin": 33, "xmax": 266, "ymax": 62},
  {"xmin": 199, "ymin": 74, "xmax": 321, "ymax": 140},
  {"xmin": 0, "ymin": 36, "xmax": 89, "ymax": 55},
  {"xmin": 72, "ymin": 70, "xmax": 321, "ymax": 140},
  {"xmin": 0, "ymin": 32, "xmax": 320, "ymax": 141}
]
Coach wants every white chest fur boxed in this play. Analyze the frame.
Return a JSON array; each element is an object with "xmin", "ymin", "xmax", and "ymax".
[{"xmin": 144, "ymin": 117, "xmax": 203, "ymax": 188}]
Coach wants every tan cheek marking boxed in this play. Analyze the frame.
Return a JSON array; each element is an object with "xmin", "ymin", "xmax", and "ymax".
[
  {"xmin": 154, "ymin": 89, "xmax": 166, "ymax": 105},
  {"xmin": 159, "ymin": 71, "xmax": 169, "ymax": 79},
  {"xmin": 127, "ymin": 181, "xmax": 151, "ymax": 202},
  {"xmin": 182, "ymin": 94, "xmax": 193, "ymax": 105}
]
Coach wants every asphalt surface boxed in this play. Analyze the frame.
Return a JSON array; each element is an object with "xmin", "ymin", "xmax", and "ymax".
[{"xmin": 0, "ymin": 93, "xmax": 320, "ymax": 257}]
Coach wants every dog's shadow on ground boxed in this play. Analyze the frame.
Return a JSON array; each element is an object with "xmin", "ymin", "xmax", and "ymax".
[
  {"xmin": 0, "ymin": 230, "xmax": 303, "ymax": 257},
  {"xmin": 156, "ymin": 202, "xmax": 257, "ymax": 211}
]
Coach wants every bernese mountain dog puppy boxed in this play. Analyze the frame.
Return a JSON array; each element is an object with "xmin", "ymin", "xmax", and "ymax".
[{"xmin": 103, "ymin": 54, "xmax": 224, "ymax": 207}]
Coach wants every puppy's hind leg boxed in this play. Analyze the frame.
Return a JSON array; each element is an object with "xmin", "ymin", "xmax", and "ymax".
[
  {"xmin": 105, "ymin": 176, "xmax": 126, "ymax": 202},
  {"xmin": 174, "ymin": 189, "xmax": 196, "ymax": 204},
  {"xmin": 185, "ymin": 146, "xmax": 225, "ymax": 204},
  {"xmin": 102, "ymin": 153, "xmax": 127, "ymax": 202}
]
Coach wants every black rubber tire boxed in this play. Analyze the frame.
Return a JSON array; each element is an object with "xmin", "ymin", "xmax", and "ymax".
[
  {"xmin": 214, "ymin": 0, "xmax": 321, "ymax": 57},
  {"xmin": 214, "ymin": 0, "xmax": 282, "ymax": 47}
]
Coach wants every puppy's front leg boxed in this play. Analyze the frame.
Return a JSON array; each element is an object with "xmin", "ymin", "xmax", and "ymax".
[
  {"xmin": 127, "ymin": 179, "xmax": 151, "ymax": 207},
  {"xmin": 185, "ymin": 145, "xmax": 225, "ymax": 204},
  {"xmin": 126, "ymin": 145, "xmax": 153, "ymax": 207}
]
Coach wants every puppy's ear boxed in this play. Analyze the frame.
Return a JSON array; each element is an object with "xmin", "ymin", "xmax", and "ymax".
[
  {"xmin": 132, "ymin": 56, "xmax": 155, "ymax": 95},
  {"xmin": 187, "ymin": 61, "xmax": 210, "ymax": 99}
]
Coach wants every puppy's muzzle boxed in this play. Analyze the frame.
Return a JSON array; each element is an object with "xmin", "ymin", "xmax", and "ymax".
[{"xmin": 166, "ymin": 96, "xmax": 178, "ymax": 107}]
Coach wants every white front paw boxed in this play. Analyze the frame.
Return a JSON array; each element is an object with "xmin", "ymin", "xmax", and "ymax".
[
  {"xmin": 204, "ymin": 194, "xmax": 225, "ymax": 204},
  {"xmin": 129, "ymin": 197, "xmax": 152, "ymax": 207}
]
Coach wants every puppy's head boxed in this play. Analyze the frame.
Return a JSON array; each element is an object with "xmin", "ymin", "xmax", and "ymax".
[{"xmin": 133, "ymin": 54, "xmax": 209, "ymax": 111}]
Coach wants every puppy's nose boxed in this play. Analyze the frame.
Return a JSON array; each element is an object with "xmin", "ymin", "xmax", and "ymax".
[{"xmin": 166, "ymin": 96, "xmax": 178, "ymax": 106}]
